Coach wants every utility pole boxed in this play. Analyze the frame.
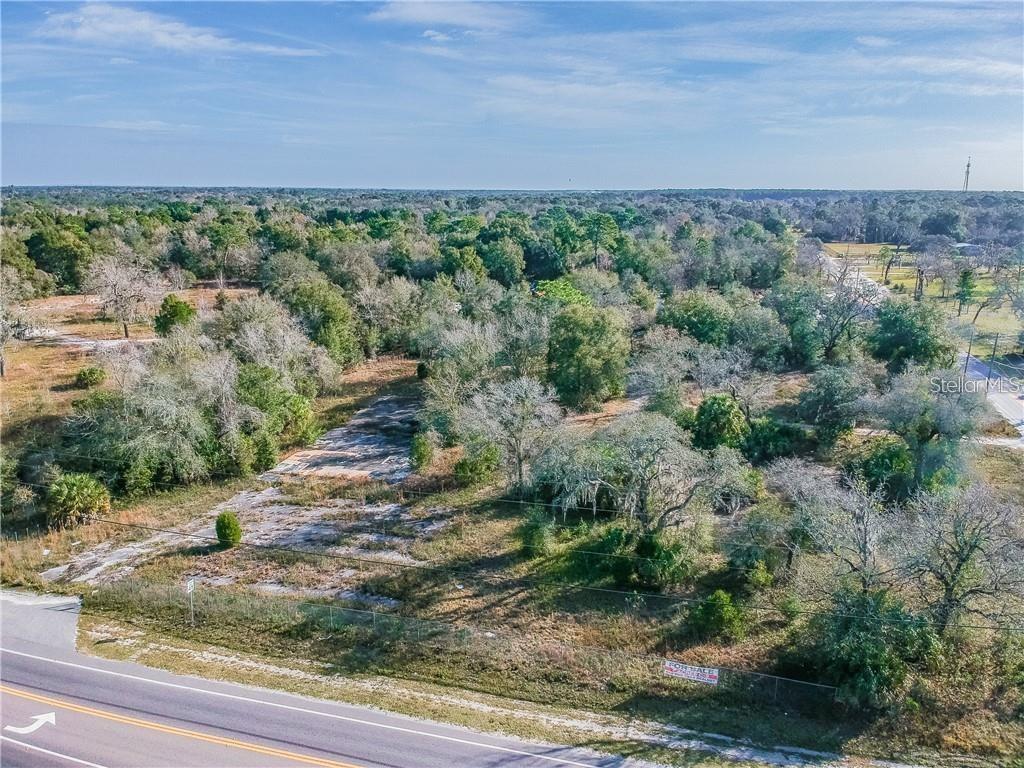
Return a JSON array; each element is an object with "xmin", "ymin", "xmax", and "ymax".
[
  {"xmin": 986, "ymin": 333, "xmax": 999, "ymax": 389},
  {"xmin": 962, "ymin": 157, "xmax": 971, "ymax": 192},
  {"xmin": 963, "ymin": 326, "xmax": 975, "ymax": 374}
]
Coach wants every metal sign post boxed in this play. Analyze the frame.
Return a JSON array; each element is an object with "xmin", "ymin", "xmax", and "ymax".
[{"xmin": 186, "ymin": 578, "xmax": 195, "ymax": 627}]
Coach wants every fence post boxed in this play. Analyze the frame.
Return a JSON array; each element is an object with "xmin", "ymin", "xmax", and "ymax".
[
  {"xmin": 329, "ymin": 605, "xmax": 334, "ymax": 632},
  {"xmin": 773, "ymin": 675, "xmax": 780, "ymax": 703}
]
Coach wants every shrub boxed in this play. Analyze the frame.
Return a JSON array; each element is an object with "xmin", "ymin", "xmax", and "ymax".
[
  {"xmin": 747, "ymin": 559, "xmax": 774, "ymax": 591},
  {"xmin": 73, "ymin": 366, "xmax": 106, "ymax": 389},
  {"xmin": 153, "ymin": 294, "xmax": 197, "ymax": 336},
  {"xmin": 46, "ymin": 473, "xmax": 110, "ymax": 529},
  {"xmin": 578, "ymin": 526, "xmax": 694, "ymax": 590},
  {"xmin": 633, "ymin": 532, "xmax": 694, "ymax": 591},
  {"xmin": 646, "ymin": 388, "xmax": 695, "ymax": 430},
  {"xmin": 518, "ymin": 508, "xmax": 556, "ymax": 557},
  {"xmin": 692, "ymin": 393, "xmax": 749, "ymax": 450},
  {"xmin": 215, "ymin": 510, "xmax": 242, "ymax": 547},
  {"xmin": 535, "ymin": 277, "xmax": 592, "ymax": 306},
  {"xmin": 689, "ymin": 589, "xmax": 746, "ymax": 641},
  {"xmin": 453, "ymin": 442, "xmax": 500, "ymax": 485},
  {"xmin": 743, "ymin": 416, "xmax": 805, "ymax": 463},
  {"xmin": 797, "ymin": 366, "xmax": 866, "ymax": 449},
  {"xmin": 844, "ymin": 436, "xmax": 915, "ymax": 501},
  {"xmin": 778, "ymin": 593, "xmax": 802, "ymax": 622},
  {"xmin": 869, "ymin": 298, "xmax": 954, "ymax": 373},
  {"xmin": 252, "ymin": 430, "xmax": 279, "ymax": 472},
  {"xmin": 726, "ymin": 502, "xmax": 793, "ymax": 578},
  {"xmin": 410, "ymin": 430, "xmax": 437, "ymax": 472},
  {"xmin": 811, "ymin": 587, "xmax": 938, "ymax": 708}
]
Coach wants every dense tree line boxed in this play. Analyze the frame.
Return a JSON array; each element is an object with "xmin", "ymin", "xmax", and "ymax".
[{"xmin": 2, "ymin": 188, "xmax": 1022, "ymax": 713}]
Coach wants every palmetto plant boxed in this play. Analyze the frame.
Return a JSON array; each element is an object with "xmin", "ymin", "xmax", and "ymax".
[{"xmin": 46, "ymin": 473, "xmax": 110, "ymax": 529}]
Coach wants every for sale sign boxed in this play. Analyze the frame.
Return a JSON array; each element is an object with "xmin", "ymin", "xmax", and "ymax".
[{"xmin": 662, "ymin": 660, "xmax": 719, "ymax": 685}]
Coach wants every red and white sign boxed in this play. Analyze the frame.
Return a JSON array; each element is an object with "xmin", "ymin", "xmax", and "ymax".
[{"xmin": 662, "ymin": 660, "xmax": 719, "ymax": 685}]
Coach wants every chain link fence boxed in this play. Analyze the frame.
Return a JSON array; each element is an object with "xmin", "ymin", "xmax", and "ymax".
[{"xmin": 86, "ymin": 579, "xmax": 839, "ymax": 715}]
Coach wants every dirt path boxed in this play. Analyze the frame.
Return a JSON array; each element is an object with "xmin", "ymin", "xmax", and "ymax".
[
  {"xmin": 263, "ymin": 393, "xmax": 419, "ymax": 483},
  {"xmin": 41, "ymin": 387, "xmax": 430, "ymax": 597}
]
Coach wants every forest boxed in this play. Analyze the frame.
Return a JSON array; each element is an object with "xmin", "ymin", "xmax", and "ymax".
[{"xmin": 2, "ymin": 187, "xmax": 1023, "ymax": 760}]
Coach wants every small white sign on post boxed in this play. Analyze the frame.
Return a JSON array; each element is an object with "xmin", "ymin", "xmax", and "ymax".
[
  {"xmin": 186, "ymin": 578, "xmax": 196, "ymax": 627},
  {"xmin": 662, "ymin": 660, "xmax": 719, "ymax": 686}
]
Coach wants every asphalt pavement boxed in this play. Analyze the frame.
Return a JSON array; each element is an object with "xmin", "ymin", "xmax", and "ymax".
[
  {"xmin": 0, "ymin": 591, "xmax": 630, "ymax": 768},
  {"xmin": 963, "ymin": 354, "xmax": 1024, "ymax": 440}
]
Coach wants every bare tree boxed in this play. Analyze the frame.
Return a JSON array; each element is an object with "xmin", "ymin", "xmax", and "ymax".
[
  {"xmin": 0, "ymin": 294, "xmax": 28, "ymax": 378},
  {"xmin": 795, "ymin": 236, "xmax": 828, "ymax": 278},
  {"xmin": 208, "ymin": 294, "xmax": 336, "ymax": 389},
  {"xmin": 497, "ymin": 299, "xmax": 550, "ymax": 378},
  {"xmin": 84, "ymin": 245, "xmax": 163, "ymax": 338},
  {"xmin": 902, "ymin": 486, "xmax": 1024, "ymax": 633},
  {"xmin": 769, "ymin": 459, "xmax": 901, "ymax": 594},
  {"xmin": 818, "ymin": 261, "xmax": 878, "ymax": 360},
  {"xmin": 460, "ymin": 377, "xmax": 562, "ymax": 490},
  {"xmin": 629, "ymin": 325, "xmax": 695, "ymax": 397},
  {"xmin": 534, "ymin": 412, "xmax": 727, "ymax": 532}
]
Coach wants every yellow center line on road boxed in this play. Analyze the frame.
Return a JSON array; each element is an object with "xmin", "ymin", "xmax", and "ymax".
[{"xmin": 0, "ymin": 684, "xmax": 363, "ymax": 768}]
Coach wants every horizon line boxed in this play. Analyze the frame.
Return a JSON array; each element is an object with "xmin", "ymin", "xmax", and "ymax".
[{"xmin": 5, "ymin": 185, "xmax": 1023, "ymax": 194}]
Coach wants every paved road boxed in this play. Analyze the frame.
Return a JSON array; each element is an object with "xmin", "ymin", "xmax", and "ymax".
[
  {"xmin": 963, "ymin": 354, "xmax": 1024, "ymax": 441},
  {"xmin": 0, "ymin": 592, "xmax": 628, "ymax": 768}
]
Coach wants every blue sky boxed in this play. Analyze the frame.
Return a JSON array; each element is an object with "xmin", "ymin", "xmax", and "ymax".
[{"xmin": 2, "ymin": 1, "xmax": 1021, "ymax": 189}]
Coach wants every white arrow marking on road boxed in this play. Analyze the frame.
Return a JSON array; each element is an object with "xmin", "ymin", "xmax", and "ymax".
[{"xmin": 4, "ymin": 712, "xmax": 56, "ymax": 734}]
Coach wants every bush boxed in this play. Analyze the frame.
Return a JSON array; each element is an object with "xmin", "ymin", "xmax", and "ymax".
[
  {"xmin": 535, "ymin": 277, "xmax": 592, "ymax": 306},
  {"xmin": 633, "ymin": 532, "xmax": 694, "ymax": 591},
  {"xmin": 518, "ymin": 508, "xmax": 556, "ymax": 557},
  {"xmin": 811, "ymin": 587, "xmax": 938, "ymax": 708},
  {"xmin": 778, "ymin": 593, "xmax": 802, "ymax": 622},
  {"xmin": 869, "ymin": 298, "xmax": 954, "ymax": 373},
  {"xmin": 252, "ymin": 430, "xmax": 279, "ymax": 472},
  {"xmin": 410, "ymin": 430, "xmax": 437, "ymax": 472},
  {"xmin": 797, "ymin": 366, "xmax": 866, "ymax": 449},
  {"xmin": 646, "ymin": 388, "xmax": 695, "ymax": 430},
  {"xmin": 153, "ymin": 294, "xmax": 197, "ymax": 336},
  {"xmin": 46, "ymin": 473, "xmax": 110, "ymax": 529},
  {"xmin": 215, "ymin": 510, "xmax": 242, "ymax": 547},
  {"xmin": 73, "ymin": 366, "xmax": 106, "ymax": 389},
  {"xmin": 743, "ymin": 416, "xmax": 805, "ymax": 463},
  {"xmin": 453, "ymin": 442, "xmax": 500, "ymax": 485},
  {"xmin": 726, "ymin": 502, "xmax": 794, "ymax": 578},
  {"xmin": 746, "ymin": 559, "xmax": 774, "ymax": 591},
  {"xmin": 692, "ymin": 393, "xmax": 749, "ymax": 450},
  {"xmin": 688, "ymin": 589, "xmax": 746, "ymax": 641},
  {"xmin": 844, "ymin": 436, "xmax": 915, "ymax": 501},
  {"xmin": 577, "ymin": 526, "xmax": 694, "ymax": 590}
]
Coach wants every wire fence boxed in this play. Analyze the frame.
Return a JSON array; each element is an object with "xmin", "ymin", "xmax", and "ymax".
[{"xmin": 85, "ymin": 578, "xmax": 841, "ymax": 716}]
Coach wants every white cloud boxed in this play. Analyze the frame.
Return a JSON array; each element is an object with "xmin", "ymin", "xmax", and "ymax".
[
  {"xmin": 368, "ymin": 2, "xmax": 528, "ymax": 32},
  {"xmin": 37, "ymin": 4, "xmax": 319, "ymax": 57},
  {"xmin": 422, "ymin": 29, "xmax": 453, "ymax": 42},
  {"xmin": 855, "ymin": 35, "xmax": 893, "ymax": 48},
  {"xmin": 94, "ymin": 119, "xmax": 192, "ymax": 132}
]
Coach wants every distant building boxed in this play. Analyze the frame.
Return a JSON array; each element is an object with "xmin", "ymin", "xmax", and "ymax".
[{"xmin": 953, "ymin": 242, "xmax": 983, "ymax": 258}]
